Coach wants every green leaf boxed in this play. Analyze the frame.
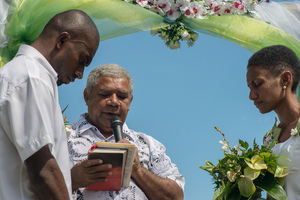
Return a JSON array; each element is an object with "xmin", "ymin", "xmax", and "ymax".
[
  {"xmin": 274, "ymin": 165, "xmax": 288, "ymax": 178},
  {"xmin": 62, "ymin": 104, "xmax": 69, "ymax": 114},
  {"xmin": 220, "ymin": 156, "xmax": 230, "ymax": 165},
  {"xmin": 214, "ymin": 181, "xmax": 240, "ymax": 200},
  {"xmin": 244, "ymin": 167, "xmax": 260, "ymax": 180},
  {"xmin": 254, "ymin": 171, "xmax": 277, "ymax": 191},
  {"xmin": 263, "ymin": 183, "xmax": 287, "ymax": 200},
  {"xmin": 200, "ymin": 161, "xmax": 216, "ymax": 173},
  {"xmin": 254, "ymin": 171, "xmax": 287, "ymax": 199},
  {"xmin": 239, "ymin": 140, "xmax": 248, "ymax": 150},
  {"xmin": 238, "ymin": 176, "xmax": 256, "ymax": 197},
  {"xmin": 260, "ymin": 152, "xmax": 271, "ymax": 161},
  {"xmin": 200, "ymin": 165, "xmax": 215, "ymax": 173}
]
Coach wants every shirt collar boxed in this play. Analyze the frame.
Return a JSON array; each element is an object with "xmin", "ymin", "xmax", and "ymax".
[
  {"xmin": 73, "ymin": 113, "xmax": 131, "ymax": 139},
  {"xmin": 17, "ymin": 45, "xmax": 58, "ymax": 81}
]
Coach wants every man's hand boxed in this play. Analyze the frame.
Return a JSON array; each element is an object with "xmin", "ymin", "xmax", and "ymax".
[
  {"xmin": 117, "ymin": 139, "xmax": 183, "ymax": 200},
  {"xmin": 117, "ymin": 138, "xmax": 142, "ymax": 176},
  {"xmin": 71, "ymin": 159, "xmax": 113, "ymax": 191}
]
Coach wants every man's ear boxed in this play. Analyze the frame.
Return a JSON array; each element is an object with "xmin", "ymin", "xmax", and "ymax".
[
  {"xmin": 128, "ymin": 95, "xmax": 133, "ymax": 111},
  {"xmin": 83, "ymin": 89, "xmax": 89, "ymax": 106},
  {"xmin": 56, "ymin": 32, "xmax": 70, "ymax": 49}
]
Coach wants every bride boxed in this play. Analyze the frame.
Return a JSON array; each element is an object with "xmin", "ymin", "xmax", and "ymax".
[{"xmin": 246, "ymin": 44, "xmax": 300, "ymax": 199}]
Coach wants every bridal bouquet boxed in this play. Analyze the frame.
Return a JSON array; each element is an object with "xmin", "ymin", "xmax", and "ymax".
[{"xmin": 200, "ymin": 127, "xmax": 288, "ymax": 200}]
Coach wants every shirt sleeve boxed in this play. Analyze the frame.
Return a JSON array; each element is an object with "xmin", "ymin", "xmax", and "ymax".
[
  {"xmin": 0, "ymin": 76, "xmax": 55, "ymax": 162},
  {"xmin": 143, "ymin": 134, "xmax": 185, "ymax": 192}
]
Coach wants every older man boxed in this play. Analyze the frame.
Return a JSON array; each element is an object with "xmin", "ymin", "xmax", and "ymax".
[
  {"xmin": 68, "ymin": 63, "xmax": 185, "ymax": 199},
  {"xmin": 0, "ymin": 10, "xmax": 99, "ymax": 200}
]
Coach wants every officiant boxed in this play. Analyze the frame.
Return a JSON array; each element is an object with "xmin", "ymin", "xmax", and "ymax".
[{"xmin": 68, "ymin": 63, "xmax": 185, "ymax": 200}]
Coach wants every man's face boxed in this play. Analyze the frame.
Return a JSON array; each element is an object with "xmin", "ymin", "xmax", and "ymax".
[
  {"xmin": 52, "ymin": 34, "xmax": 98, "ymax": 86},
  {"xmin": 84, "ymin": 76, "xmax": 133, "ymax": 137}
]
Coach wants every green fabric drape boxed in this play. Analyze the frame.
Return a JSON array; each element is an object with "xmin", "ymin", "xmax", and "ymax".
[
  {"xmin": 1, "ymin": 0, "xmax": 300, "ymax": 68},
  {"xmin": 0, "ymin": 0, "xmax": 168, "ymax": 66},
  {"xmin": 183, "ymin": 15, "xmax": 300, "ymax": 57}
]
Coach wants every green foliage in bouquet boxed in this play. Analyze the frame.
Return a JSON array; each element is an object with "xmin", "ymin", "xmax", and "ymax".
[{"xmin": 200, "ymin": 127, "xmax": 288, "ymax": 200}]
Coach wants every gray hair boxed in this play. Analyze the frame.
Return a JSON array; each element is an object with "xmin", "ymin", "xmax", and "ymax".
[{"xmin": 86, "ymin": 63, "xmax": 133, "ymax": 95}]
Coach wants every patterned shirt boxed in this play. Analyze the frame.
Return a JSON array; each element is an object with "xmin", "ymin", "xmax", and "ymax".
[{"xmin": 68, "ymin": 113, "xmax": 185, "ymax": 200}]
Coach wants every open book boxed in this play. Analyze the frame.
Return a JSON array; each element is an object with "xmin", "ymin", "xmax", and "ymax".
[{"xmin": 86, "ymin": 142, "xmax": 136, "ymax": 191}]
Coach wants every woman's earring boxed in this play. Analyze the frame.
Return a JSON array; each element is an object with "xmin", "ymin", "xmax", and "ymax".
[{"xmin": 283, "ymin": 86, "xmax": 287, "ymax": 90}]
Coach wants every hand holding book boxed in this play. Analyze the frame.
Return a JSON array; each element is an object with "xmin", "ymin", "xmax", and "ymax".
[
  {"xmin": 71, "ymin": 158, "xmax": 113, "ymax": 192},
  {"xmin": 86, "ymin": 141, "xmax": 136, "ymax": 191}
]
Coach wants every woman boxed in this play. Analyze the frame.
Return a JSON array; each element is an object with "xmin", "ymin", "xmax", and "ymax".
[{"xmin": 246, "ymin": 45, "xmax": 300, "ymax": 199}]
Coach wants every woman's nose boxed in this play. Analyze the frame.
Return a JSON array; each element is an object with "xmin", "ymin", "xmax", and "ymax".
[{"xmin": 249, "ymin": 89, "xmax": 257, "ymax": 100}]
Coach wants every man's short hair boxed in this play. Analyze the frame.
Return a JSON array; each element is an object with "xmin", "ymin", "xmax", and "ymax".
[
  {"xmin": 40, "ymin": 9, "xmax": 99, "ymax": 43},
  {"xmin": 86, "ymin": 63, "xmax": 134, "ymax": 95}
]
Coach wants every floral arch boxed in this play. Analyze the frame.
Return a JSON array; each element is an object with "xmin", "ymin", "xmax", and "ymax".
[
  {"xmin": 1, "ymin": 0, "xmax": 300, "ymax": 199},
  {"xmin": 1, "ymin": 0, "xmax": 300, "ymax": 69}
]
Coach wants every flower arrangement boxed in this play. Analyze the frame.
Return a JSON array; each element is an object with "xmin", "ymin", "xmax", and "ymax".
[
  {"xmin": 200, "ymin": 126, "xmax": 288, "ymax": 200},
  {"xmin": 124, "ymin": 0, "xmax": 268, "ymax": 49},
  {"xmin": 150, "ymin": 21, "xmax": 198, "ymax": 49}
]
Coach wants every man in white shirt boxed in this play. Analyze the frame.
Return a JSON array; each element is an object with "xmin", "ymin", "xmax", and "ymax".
[
  {"xmin": 68, "ymin": 63, "xmax": 185, "ymax": 200},
  {"xmin": 0, "ymin": 10, "xmax": 99, "ymax": 200}
]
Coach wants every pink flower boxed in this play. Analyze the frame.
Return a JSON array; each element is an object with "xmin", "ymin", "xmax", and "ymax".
[
  {"xmin": 233, "ymin": 2, "xmax": 240, "ymax": 8},
  {"xmin": 214, "ymin": 6, "xmax": 220, "ymax": 12},
  {"xmin": 168, "ymin": 9, "xmax": 174, "ymax": 15},
  {"xmin": 193, "ymin": 7, "xmax": 198, "ymax": 14}
]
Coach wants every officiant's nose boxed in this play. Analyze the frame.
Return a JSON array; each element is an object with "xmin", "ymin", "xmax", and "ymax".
[
  {"xmin": 75, "ymin": 71, "xmax": 83, "ymax": 79},
  {"xmin": 108, "ymin": 94, "xmax": 119, "ymax": 106}
]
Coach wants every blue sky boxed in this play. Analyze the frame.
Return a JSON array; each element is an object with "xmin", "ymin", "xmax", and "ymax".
[{"xmin": 58, "ymin": 30, "xmax": 278, "ymax": 199}]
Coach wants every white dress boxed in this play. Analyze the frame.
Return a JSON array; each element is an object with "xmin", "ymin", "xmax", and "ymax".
[{"xmin": 264, "ymin": 118, "xmax": 300, "ymax": 200}]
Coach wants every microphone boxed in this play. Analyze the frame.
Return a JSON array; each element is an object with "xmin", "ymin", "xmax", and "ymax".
[{"xmin": 110, "ymin": 116, "xmax": 123, "ymax": 142}]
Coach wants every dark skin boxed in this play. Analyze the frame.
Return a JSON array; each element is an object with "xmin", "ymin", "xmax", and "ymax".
[
  {"xmin": 247, "ymin": 65, "xmax": 300, "ymax": 143},
  {"xmin": 71, "ymin": 76, "xmax": 183, "ymax": 199},
  {"xmin": 71, "ymin": 159, "xmax": 113, "ymax": 192},
  {"xmin": 25, "ymin": 21, "xmax": 99, "ymax": 200},
  {"xmin": 25, "ymin": 145, "xmax": 70, "ymax": 200}
]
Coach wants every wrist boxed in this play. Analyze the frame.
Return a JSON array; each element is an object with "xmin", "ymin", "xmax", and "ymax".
[{"xmin": 131, "ymin": 164, "xmax": 143, "ymax": 180}]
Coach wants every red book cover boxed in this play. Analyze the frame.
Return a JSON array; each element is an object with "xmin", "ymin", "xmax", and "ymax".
[
  {"xmin": 86, "ymin": 166, "xmax": 123, "ymax": 191},
  {"xmin": 86, "ymin": 148, "xmax": 127, "ymax": 191}
]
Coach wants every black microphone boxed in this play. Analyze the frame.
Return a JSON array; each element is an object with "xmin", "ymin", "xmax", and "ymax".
[{"xmin": 110, "ymin": 116, "xmax": 123, "ymax": 142}]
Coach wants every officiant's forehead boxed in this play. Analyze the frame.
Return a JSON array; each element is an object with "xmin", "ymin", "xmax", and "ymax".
[{"xmin": 96, "ymin": 76, "xmax": 130, "ymax": 90}]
